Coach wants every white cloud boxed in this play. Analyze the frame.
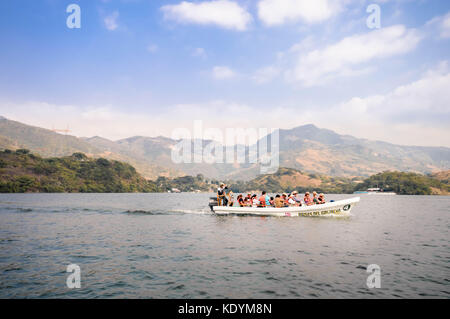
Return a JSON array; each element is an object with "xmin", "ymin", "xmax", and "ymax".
[
  {"xmin": 2, "ymin": 63, "xmax": 450, "ymax": 146},
  {"xmin": 287, "ymin": 25, "xmax": 422, "ymax": 87},
  {"xmin": 147, "ymin": 44, "xmax": 158, "ymax": 53},
  {"xmin": 316, "ymin": 62, "xmax": 450, "ymax": 146},
  {"xmin": 442, "ymin": 14, "xmax": 450, "ymax": 38},
  {"xmin": 81, "ymin": 107, "xmax": 115, "ymax": 121},
  {"xmin": 252, "ymin": 66, "xmax": 281, "ymax": 84},
  {"xmin": 373, "ymin": 61, "xmax": 450, "ymax": 114},
  {"xmin": 0, "ymin": 102, "xmax": 161, "ymax": 140},
  {"xmin": 257, "ymin": 0, "xmax": 345, "ymax": 26},
  {"xmin": 192, "ymin": 47, "xmax": 207, "ymax": 58},
  {"xmin": 103, "ymin": 11, "xmax": 119, "ymax": 31},
  {"xmin": 161, "ymin": 0, "xmax": 252, "ymax": 31},
  {"xmin": 212, "ymin": 66, "xmax": 235, "ymax": 79},
  {"xmin": 427, "ymin": 12, "xmax": 450, "ymax": 39},
  {"xmin": 0, "ymin": 101, "xmax": 263, "ymax": 141}
]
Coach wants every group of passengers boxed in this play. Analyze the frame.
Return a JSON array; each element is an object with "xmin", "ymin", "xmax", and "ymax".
[{"xmin": 217, "ymin": 183, "xmax": 325, "ymax": 208}]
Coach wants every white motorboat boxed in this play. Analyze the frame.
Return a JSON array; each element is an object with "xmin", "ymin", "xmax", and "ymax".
[
  {"xmin": 354, "ymin": 188, "xmax": 396, "ymax": 195},
  {"xmin": 210, "ymin": 197, "xmax": 360, "ymax": 217}
]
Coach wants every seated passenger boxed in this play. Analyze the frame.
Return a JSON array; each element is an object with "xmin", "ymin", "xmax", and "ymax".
[
  {"xmin": 244, "ymin": 193, "xmax": 252, "ymax": 206},
  {"xmin": 287, "ymin": 194, "xmax": 299, "ymax": 207},
  {"xmin": 251, "ymin": 194, "xmax": 258, "ymax": 207},
  {"xmin": 282, "ymin": 193, "xmax": 289, "ymax": 207},
  {"xmin": 304, "ymin": 192, "xmax": 313, "ymax": 206},
  {"xmin": 228, "ymin": 191, "xmax": 234, "ymax": 207},
  {"xmin": 237, "ymin": 194, "xmax": 245, "ymax": 207},
  {"xmin": 292, "ymin": 191, "xmax": 302, "ymax": 206},
  {"xmin": 265, "ymin": 193, "xmax": 271, "ymax": 207},
  {"xmin": 274, "ymin": 194, "xmax": 284, "ymax": 208},
  {"xmin": 242, "ymin": 195, "xmax": 247, "ymax": 206},
  {"xmin": 312, "ymin": 191, "xmax": 319, "ymax": 204},
  {"xmin": 318, "ymin": 193, "xmax": 326, "ymax": 204},
  {"xmin": 269, "ymin": 196, "xmax": 275, "ymax": 207},
  {"xmin": 258, "ymin": 191, "xmax": 270, "ymax": 208}
]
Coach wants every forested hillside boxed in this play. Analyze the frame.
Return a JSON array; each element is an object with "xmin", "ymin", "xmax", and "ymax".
[{"xmin": 0, "ymin": 149, "xmax": 159, "ymax": 193}]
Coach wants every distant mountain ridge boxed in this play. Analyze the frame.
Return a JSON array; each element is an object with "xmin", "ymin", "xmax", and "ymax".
[
  {"xmin": 0, "ymin": 117, "xmax": 178, "ymax": 179},
  {"xmin": 273, "ymin": 125, "xmax": 450, "ymax": 177},
  {"xmin": 0, "ymin": 116, "xmax": 449, "ymax": 180},
  {"xmin": 0, "ymin": 116, "xmax": 100, "ymax": 156}
]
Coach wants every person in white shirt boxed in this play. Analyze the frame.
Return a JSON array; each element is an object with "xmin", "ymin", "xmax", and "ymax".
[
  {"xmin": 251, "ymin": 194, "xmax": 259, "ymax": 207},
  {"xmin": 287, "ymin": 194, "xmax": 299, "ymax": 206},
  {"xmin": 292, "ymin": 191, "xmax": 303, "ymax": 206}
]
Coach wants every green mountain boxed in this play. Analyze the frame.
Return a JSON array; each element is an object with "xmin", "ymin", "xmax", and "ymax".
[
  {"xmin": 0, "ymin": 149, "xmax": 217, "ymax": 193},
  {"xmin": 354, "ymin": 171, "xmax": 450, "ymax": 195},
  {"xmin": 0, "ymin": 149, "xmax": 158, "ymax": 193},
  {"xmin": 229, "ymin": 168, "xmax": 449, "ymax": 195}
]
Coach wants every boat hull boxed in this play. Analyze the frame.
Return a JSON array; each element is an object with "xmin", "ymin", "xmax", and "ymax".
[{"xmin": 212, "ymin": 197, "xmax": 360, "ymax": 217}]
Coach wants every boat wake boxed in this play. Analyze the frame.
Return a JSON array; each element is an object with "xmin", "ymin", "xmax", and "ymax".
[
  {"xmin": 172, "ymin": 209, "xmax": 212, "ymax": 215},
  {"xmin": 124, "ymin": 209, "xmax": 174, "ymax": 216},
  {"xmin": 124, "ymin": 209, "xmax": 212, "ymax": 216}
]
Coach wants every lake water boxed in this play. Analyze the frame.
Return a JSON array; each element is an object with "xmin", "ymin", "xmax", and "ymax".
[{"xmin": 0, "ymin": 193, "xmax": 448, "ymax": 298}]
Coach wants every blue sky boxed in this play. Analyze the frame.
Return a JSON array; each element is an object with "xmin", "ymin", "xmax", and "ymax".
[{"xmin": 0, "ymin": 0, "xmax": 449, "ymax": 146}]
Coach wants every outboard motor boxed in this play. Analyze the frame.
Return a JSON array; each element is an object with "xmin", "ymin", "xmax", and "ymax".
[
  {"xmin": 209, "ymin": 195, "xmax": 229, "ymax": 212},
  {"xmin": 209, "ymin": 197, "xmax": 218, "ymax": 212}
]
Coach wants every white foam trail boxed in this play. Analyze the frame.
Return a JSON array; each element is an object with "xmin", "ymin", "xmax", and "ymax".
[{"xmin": 172, "ymin": 209, "xmax": 213, "ymax": 215}]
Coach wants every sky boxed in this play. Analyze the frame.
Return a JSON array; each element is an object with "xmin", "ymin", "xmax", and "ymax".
[{"xmin": 0, "ymin": 0, "xmax": 449, "ymax": 146}]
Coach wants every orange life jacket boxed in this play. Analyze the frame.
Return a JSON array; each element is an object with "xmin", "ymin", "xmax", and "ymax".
[{"xmin": 258, "ymin": 195, "xmax": 266, "ymax": 207}]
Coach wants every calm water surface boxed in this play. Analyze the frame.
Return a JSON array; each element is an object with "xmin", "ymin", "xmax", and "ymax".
[{"xmin": 0, "ymin": 193, "xmax": 448, "ymax": 298}]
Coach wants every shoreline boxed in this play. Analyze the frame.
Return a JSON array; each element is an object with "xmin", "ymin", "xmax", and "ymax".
[{"xmin": 0, "ymin": 192, "xmax": 448, "ymax": 196}]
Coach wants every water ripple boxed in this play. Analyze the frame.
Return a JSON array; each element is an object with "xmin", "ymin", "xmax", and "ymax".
[{"xmin": 0, "ymin": 193, "xmax": 448, "ymax": 298}]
